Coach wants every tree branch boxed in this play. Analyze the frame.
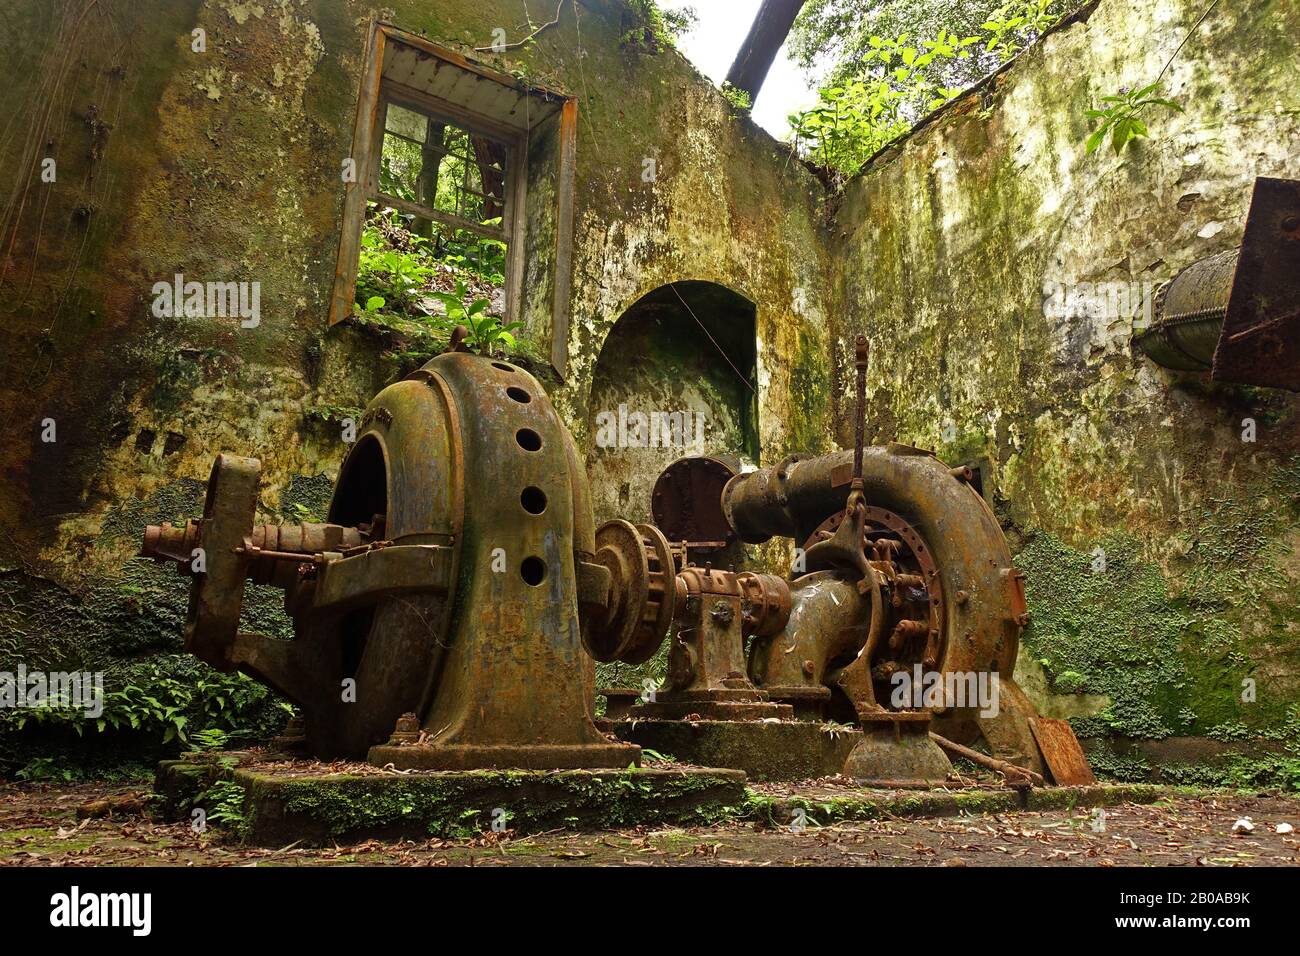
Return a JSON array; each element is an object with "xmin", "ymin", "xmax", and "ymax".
[{"xmin": 475, "ymin": 0, "xmax": 567, "ymax": 53}]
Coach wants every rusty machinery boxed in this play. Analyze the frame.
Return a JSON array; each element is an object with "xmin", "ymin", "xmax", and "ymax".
[
  {"xmin": 1134, "ymin": 176, "xmax": 1300, "ymax": 391},
  {"xmin": 142, "ymin": 338, "xmax": 1087, "ymax": 784},
  {"xmin": 141, "ymin": 351, "xmax": 655, "ymax": 770},
  {"xmin": 594, "ymin": 337, "xmax": 1089, "ymax": 784}
]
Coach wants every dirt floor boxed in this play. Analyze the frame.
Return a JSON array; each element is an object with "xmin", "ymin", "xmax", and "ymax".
[{"xmin": 2, "ymin": 782, "xmax": 1298, "ymax": 866}]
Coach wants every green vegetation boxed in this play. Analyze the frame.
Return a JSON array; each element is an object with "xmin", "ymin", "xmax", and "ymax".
[
  {"xmin": 1085, "ymin": 81, "xmax": 1184, "ymax": 154},
  {"xmin": 788, "ymin": 30, "xmax": 977, "ymax": 174},
  {"xmin": 620, "ymin": 1, "xmax": 697, "ymax": 53},
  {"xmin": 1082, "ymin": 0, "xmax": 1222, "ymax": 154},
  {"xmin": 789, "ymin": 0, "xmax": 1078, "ymax": 85},
  {"xmin": 0, "ymin": 656, "xmax": 291, "ymax": 780},
  {"xmin": 200, "ymin": 780, "xmax": 248, "ymax": 830},
  {"xmin": 1016, "ymin": 465, "xmax": 1300, "ymax": 743},
  {"xmin": 981, "ymin": 0, "xmax": 1061, "ymax": 60},
  {"xmin": 350, "ymin": 208, "xmax": 523, "ymax": 363},
  {"xmin": 787, "ymin": 1, "xmax": 1074, "ymax": 175},
  {"xmin": 720, "ymin": 81, "xmax": 753, "ymax": 114}
]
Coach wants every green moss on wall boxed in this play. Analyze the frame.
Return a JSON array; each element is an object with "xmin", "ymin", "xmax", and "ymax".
[
  {"xmin": 1017, "ymin": 480, "xmax": 1300, "ymax": 742},
  {"xmin": 787, "ymin": 327, "xmax": 830, "ymax": 456}
]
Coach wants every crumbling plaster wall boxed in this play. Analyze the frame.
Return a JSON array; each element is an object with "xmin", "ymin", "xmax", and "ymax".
[
  {"xmin": 0, "ymin": 0, "xmax": 831, "ymax": 722},
  {"xmin": 830, "ymin": 0, "xmax": 1300, "ymax": 755}
]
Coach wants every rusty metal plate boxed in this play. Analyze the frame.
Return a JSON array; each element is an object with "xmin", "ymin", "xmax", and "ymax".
[
  {"xmin": 651, "ymin": 455, "xmax": 738, "ymax": 548},
  {"xmin": 1030, "ymin": 717, "xmax": 1096, "ymax": 786},
  {"xmin": 1213, "ymin": 177, "xmax": 1300, "ymax": 391}
]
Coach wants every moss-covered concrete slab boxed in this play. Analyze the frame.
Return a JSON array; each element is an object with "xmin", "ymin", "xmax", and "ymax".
[
  {"xmin": 157, "ymin": 756, "xmax": 749, "ymax": 846},
  {"xmin": 613, "ymin": 719, "xmax": 861, "ymax": 781},
  {"xmin": 748, "ymin": 782, "xmax": 1176, "ymax": 829}
]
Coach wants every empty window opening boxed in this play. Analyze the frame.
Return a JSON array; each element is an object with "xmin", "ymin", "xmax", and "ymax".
[
  {"xmin": 331, "ymin": 25, "xmax": 580, "ymax": 378},
  {"xmin": 372, "ymin": 101, "xmax": 511, "ymax": 281}
]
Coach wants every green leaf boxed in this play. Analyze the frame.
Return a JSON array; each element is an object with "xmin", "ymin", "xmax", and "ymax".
[{"xmin": 1111, "ymin": 122, "xmax": 1131, "ymax": 153}]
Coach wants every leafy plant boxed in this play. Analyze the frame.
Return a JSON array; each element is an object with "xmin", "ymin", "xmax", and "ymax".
[
  {"xmin": 790, "ymin": 0, "xmax": 1080, "ymax": 92},
  {"xmin": 981, "ymin": 0, "xmax": 1057, "ymax": 61},
  {"xmin": 1085, "ymin": 81, "xmax": 1184, "ymax": 154},
  {"xmin": 430, "ymin": 280, "xmax": 525, "ymax": 356},
  {"xmin": 201, "ymin": 780, "xmax": 247, "ymax": 828},
  {"xmin": 788, "ymin": 29, "xmax": 978, "ymax": 173},
  {"xmin": 15, "ymin": 756, "xmax": 77, "ymax": 782},
  {"xmin": 356, "ymin": 222, "xmax": 434, "ymax": 309},
  {"xmin": 621, "ymin": 0, "xmax": 697, "ymax": 52},
  {"xmin": 786, "ymin": 1, "xmax": 1074, "ymax": 175},
  {"xmin": 188, "ymin": 727, "xmax": 241, "ymax": 751},
  {"xmin": 439, "ymin": 222, "xmax": 507, "ymax": 286},
  {"xmin": 0, "ymin": 661, "xmax": 292, "ymax": 747},
  {"xmin": 1081, "ymin": 0, "xmax": 1220, "ymax": 156},
  {"xmin": 349, "ymin": 206, "xmax": 530, "ymax": 365},
  {"xmin": 720, "ymin": 82, "xmax": 753, "ymax": 114}
]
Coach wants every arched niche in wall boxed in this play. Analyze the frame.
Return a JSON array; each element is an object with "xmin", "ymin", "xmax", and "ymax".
[{"xmin": 586, "ymin": 281, "xmax": 759, "ymax": 524}]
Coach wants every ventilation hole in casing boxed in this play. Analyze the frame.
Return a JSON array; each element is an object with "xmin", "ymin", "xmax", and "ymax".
[
  {"xmin": 521, "ymin": 487, "xmax": 547, "ymax": 514},
  {"xmin": 521, "ymin": 556, "xmax": 546, "ymax": 586}
]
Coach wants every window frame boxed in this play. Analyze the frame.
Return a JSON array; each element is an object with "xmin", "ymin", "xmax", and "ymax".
[{"xmin": 329, "ymin": 23, "xmax": 577, "ymax": 378}]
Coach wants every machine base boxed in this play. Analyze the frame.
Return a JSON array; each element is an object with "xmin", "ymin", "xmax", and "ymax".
[
  {"xmin": 625, "ymin": 687, "xmax": 794, "ymax": 721},
  {"xmin": 156, "ymin": 753, "xmax": 745, "ymax": 846},
  {"xmin": 842, "ymin": 712, "xmax": 952, "ymax": 785},
  {"xmin": 366, "ymin": 741, "xmax": 641, "ymax": 771},
  {"xmin": 613, "ymin": 718, "xmax": 860, "ymax": 781}
]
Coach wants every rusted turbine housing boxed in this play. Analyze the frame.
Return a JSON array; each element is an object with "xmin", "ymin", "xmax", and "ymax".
[
  {"xmin": 354, "ymin": 353, "xmax": 636, "ymax": 770},
  {"xmin": 143, "ymin": 351, "xmax": 637, "ymax": 770},
  {"xmin": 721, "ymin": 443, "xmax": 1028, "ymax": 710}
]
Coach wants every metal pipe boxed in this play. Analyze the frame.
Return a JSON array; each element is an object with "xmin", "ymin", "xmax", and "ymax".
[{"xmin": 1133, "ymin": 249, "xmax": 1236, "ymax": 371}]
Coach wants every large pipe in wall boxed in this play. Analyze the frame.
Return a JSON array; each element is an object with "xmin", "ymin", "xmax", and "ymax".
[
  {"xmin": 1132, "ymin": 249, "xmax": 1237, "ymax": 371},
  {"xmin": 1131, "ymin": 176, "xmax": 1299, "ymax": 391}
]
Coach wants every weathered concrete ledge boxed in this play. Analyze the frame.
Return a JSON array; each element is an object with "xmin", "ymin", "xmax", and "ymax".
[
  {"xmin": 749, "ymin": 783, "xmax": 1176, "ymax": 829},
  {"xmin": 154, "ymin": 753, "xmax": 1186, "ymax": 847},
  {"xmin": 613, "ymin": 719, "xmax": 861, "ymax": 781},
  {"xmin": 156, "ymin": 756, "xmax": 749, "ymax": 846}
]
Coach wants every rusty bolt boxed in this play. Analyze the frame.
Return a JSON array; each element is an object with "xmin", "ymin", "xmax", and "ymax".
[
  {"xmin": 394, "ymin": 712, "xmax": 420, "ymax": 733},
  {"xmin": 710, "ymin": 600, "xmax": 734, "ymax": 625},
  {"xmin": 389, "ymin": 712, "xmax": 421, "ymax": 744},
  {"xmin": 802, "ymin": 659, "xmax": 815, "ymax": 677}
]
